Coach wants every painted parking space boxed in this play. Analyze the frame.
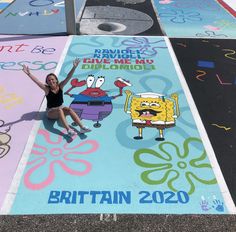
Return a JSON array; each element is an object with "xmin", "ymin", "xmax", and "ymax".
[
  {"xmin": 78, "ymin": 0, "xmax": 163, "ymax": 35},
  {"xmin": 0, "ymin": 0, "xmax": 66, "ymax": 35},
  {"xmin": 170, "ymin": 38, "xmax": 236, "ymax": 206},
  {"xmin": 153, "ymin": 0, "xmax": 236, "ymax": 38},
  {"xmin": 0, "ymin": 35, "xmax": 68, "ymax": 211},
  {"xmin": 2, "ymin": 35, "xmax": 234, "ymax": 215},
  {"xmin": 0, "ymin": 0, "xmax": 236, "ymax": 216}
]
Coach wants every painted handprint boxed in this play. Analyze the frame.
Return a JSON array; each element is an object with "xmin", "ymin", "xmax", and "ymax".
[
  {"xmin": 200, "ymin": 196, "xmax": 211, "ymax": 211},
  {"xmin": 212, "ymin": 199, "xmax": 224, "ymax": 212},
  {"xmin": 200, "ymin": 196, "xmax": 225, "ymax": 212}
]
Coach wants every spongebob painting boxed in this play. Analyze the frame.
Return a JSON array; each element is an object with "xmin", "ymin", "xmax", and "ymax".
[{"xmin": 124, "ymin": 90, "xmax": 180, "ymax": 140}]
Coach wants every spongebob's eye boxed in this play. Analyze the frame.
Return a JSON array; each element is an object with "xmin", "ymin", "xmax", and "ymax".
[
  {"xmin": 150, "ymin": 102, "xmax": 160, "ymax": 107},
  {"xmin": 87, "ymin": 75, "xmax": 95, "ymax": 87},
  {"xmin": 95, "ymin": 76, "xmax": 105, "ymax": 88},
  {"xmin": 141, "ymin": 102, "xmax": 149, "ymax": 107}
]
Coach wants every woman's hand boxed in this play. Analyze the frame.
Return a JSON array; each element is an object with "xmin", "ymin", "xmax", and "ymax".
[
  {"xmin": 73, "ymin": 58, "xmax": 80, "ymax": 68},
  {"xmin": 22, "ymin": 64, "xmax": 31, "ymax": 76}
]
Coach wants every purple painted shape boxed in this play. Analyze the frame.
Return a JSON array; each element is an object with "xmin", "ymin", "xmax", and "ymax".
[
  {"xmin": 197, "ymin": 60, "xmax": 215, "ymax": 68},
  {"xmin": 0, "ymin": 35, "xmax": 68, "ymax": 208},
  {"xmin": 70, "ymin": 103, "xmax": 113, "ymax": 121}
]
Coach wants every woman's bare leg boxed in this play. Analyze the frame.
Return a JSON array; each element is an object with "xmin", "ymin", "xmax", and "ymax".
[
  {"xmin": 63, "ymin": 107, "xmax": 84, "ymax": 128},
  {"xmin": 47, "ymin": 108, "xmax": 70, "ymax": 131}
]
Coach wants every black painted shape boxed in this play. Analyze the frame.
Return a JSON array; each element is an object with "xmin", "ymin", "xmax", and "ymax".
[
  {"xmin": 170, "ymin": 38, "xmax": 236, "ymax": 205},
  {"xmin": 80, "ymin": 0, "xmax": 163, "ymax": 36}
]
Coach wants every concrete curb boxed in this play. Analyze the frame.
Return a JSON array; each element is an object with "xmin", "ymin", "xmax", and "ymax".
[{"xmin": 1, "ymin": 214, "xmax": 236, "ymax": 231}]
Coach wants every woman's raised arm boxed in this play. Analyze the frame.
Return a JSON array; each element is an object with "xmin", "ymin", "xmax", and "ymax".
[
  {"xmin": 22, "ymin": 65, "xmax": 48, "ymax": 92},
  {"xmin": 59, "ymin": 58, "xmax": 80, "ymax": 89}
]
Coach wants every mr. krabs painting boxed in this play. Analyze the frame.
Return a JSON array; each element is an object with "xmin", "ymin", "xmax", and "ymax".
[{"xmin": 65, "ymin": 75, "xmax": 131, "ymax": 127}]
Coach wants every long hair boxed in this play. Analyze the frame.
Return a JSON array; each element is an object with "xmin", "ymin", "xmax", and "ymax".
[{"xmin": 45, "ymin": 73, "xmax": 59, "ymax": 86}]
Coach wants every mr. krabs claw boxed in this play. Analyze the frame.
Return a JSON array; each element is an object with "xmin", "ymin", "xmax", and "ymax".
[
  {"xmin": 71, "ymin": 78, "xmax": 86, "ymax": 87},
  {"xmin": 114, "ymin": 78, "xmax": 132, "ymax": 88}
]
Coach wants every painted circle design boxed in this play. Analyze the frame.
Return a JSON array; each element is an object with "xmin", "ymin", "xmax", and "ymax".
[{"xmin": 80, "ymin": 6, "xmax": 153, "ymax": 35}]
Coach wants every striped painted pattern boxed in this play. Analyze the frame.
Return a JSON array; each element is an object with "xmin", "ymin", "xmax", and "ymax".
[
  {"xmin": 0, "ymin": 0, "xmax": 15, "ymax": 13},
  {"xmin": 216, "ymin": 0, "xmax": 236, "ymax": 17}
]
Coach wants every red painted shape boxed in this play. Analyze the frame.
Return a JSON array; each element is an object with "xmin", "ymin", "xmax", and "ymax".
[{"xmin": 216, "ymin": 0, "xmax": 236, "ymax": 17}]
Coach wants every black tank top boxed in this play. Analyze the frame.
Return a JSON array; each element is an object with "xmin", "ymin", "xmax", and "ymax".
[{"xmin": 46, "ymin": 88, "xmax": 63, "ymax": 108}]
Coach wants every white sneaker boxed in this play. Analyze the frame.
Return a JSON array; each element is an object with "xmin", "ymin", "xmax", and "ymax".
[
  {"xmin": 67, "ymin": 129, "xmax": 77, "ymax": 137},
  {"xmin": 80, "ymin": 126, "xmax": 91, "ymax": 133}
]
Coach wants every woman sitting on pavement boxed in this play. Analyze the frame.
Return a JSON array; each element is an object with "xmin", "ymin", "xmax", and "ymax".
[{"xmin": 22, "ymin": 58, "xmax": 91, "ymax": 137}]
